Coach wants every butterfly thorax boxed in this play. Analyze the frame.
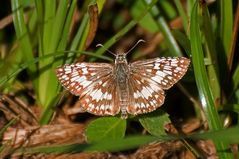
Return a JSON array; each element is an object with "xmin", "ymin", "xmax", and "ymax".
[
  {"xmin": 114, "ymin": 53, "xmax": 128, "ymax": 81},
  {"xmin": 114, "ymin": 53, "xmax": 130, "ymax": 118}
]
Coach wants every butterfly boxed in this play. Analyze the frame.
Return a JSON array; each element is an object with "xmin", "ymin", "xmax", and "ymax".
[{"xmin": 56, "ymin": 42, "xmax": 190, "ymax": 118}]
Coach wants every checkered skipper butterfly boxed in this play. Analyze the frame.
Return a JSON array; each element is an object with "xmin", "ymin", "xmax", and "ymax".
[{"xmin": 56, "ymin": 40, "xmax": 190, "ymax": 118}]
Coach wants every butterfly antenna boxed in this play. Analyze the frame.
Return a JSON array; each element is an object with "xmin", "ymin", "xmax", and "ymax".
[
  {"xmin": 96, "ymin": 44, "xmax": 116, "ymax": 56},
  {"xmin": 125, "ymin": 39, "xmax": 145, "ymax": 55}
]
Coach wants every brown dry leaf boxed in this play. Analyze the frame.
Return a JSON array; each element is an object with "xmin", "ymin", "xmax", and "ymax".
[{"xmin": 0, "ymin": 95, "xmax": 38, "ymax": 126}]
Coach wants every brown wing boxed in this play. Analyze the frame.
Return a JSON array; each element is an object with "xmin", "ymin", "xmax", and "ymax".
[
  {"xmin": 127, "ymin": 57, "xmax": 190, "ymax": 115},
  {"xmin": 56, "ymin": 62, "xmax": 120, "ymax": 116}
]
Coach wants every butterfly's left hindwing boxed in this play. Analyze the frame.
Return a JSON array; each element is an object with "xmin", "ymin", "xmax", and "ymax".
[{"xmin": 128, "ymin": 73, "xmax": 165, "ymax": 115}]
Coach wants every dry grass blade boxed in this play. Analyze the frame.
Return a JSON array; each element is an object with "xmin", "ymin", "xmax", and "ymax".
[
  {"xmin": 3, "ymin": 124, "xmax": 85, "ymax": 148},
  {"xmin": 0, "ymin": 95, "xmax": 38, "ymax": 126}
]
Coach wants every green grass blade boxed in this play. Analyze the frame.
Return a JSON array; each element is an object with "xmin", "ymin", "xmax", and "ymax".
[
  {"xmin": 190, "ymin": 2, "xmax": 232, "ymax": 158},
  {"xmin": 16, "ymin": 135, "xmax": 158, "ymax": 154},
  {"xmin": 11, "ymin": 0, "xmax": 37, "ymax": 88},
  {"xmin": 42, "ymin": 0, "xmax": 69, "ymax": 104},
  {"xmin": 39, "ymin": 1, "xmax": 78, "ymax": 124},
  {"xmin": 0, "ymin": 47, "xmax": 22, "ymax": 90},
  {"xmin": 38, "ymin": 0, "xmax": 56, "ymax": 107},
  {"xmin": 93, "ymin": 0, "xmax": 158, "ymax": 58},
  {"xmin": 0, "ymin": 51, "xmax": 111, "ymax": 88},
  {"xmin": 173, "ymin": 0, "xmax": 188, "ymax": 32},
  {"xmin": 172, "ymin": 30, "xmax": 191, "ymax": 56},
  {"xmin": 218, "ymin": 0, "xmax": 233, "ymax": 56},
  {"xmin": 69, "ymin": 1, "xmax": 103, "ymax": 63},
  {"xmin": 93, "ymin": 20, "xmax": 137, "ymax": 57},
  {"xmin": 38, "ymin": 1, "xmax": 76, "ymax": 124},
  {"xmin": 190, "ymin": 126, "xmax": 239, "ymax": 144},
  {"xmin": 201, "ymin": 4, "xmax": 221, "ymax": 104},
  {"xmin": 232, "ymin": 65, "xmax": 239, "ymax": 91},
  {"xmin": 158, "ymin": 0, "xmax": 177, "ymax": 19},
  {"xmin": 143, "ymin": 0, "xmax": 183, "ymax": 57},
  {"xmin": 14, "ymin": 126, "xmax": 239, "ymax": 154},
  {"xmin": 57, "ymin": 0, "xmax": 77, "ymax": 51},
  {"xmin": 70, "ymin": 13, "xmax": 88, "ymax": 51},
  {"xmin": 130, "ymin": 0, "xmax": 158, "ymax": 33},
  {"xmin": 48, "ymin": 0, "xmax": 69, "ymax": 52},
  {"xmin": 191, "ymin": 0, "xmax": 221, "ymax": 131}
]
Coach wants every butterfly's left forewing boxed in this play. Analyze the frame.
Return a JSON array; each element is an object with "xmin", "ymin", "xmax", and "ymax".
[
  {"xmin": 127, "ymin": 57, "xmax": 190, "ymax": 115},
  {"xmin": 130, "ymin": 57, "xmax": 190, "ymax": 89}
]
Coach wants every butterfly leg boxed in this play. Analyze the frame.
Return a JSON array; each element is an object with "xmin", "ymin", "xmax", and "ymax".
[
  {"xmin": 64, "ymin": 100, "xmax": 87, "ymax": 115},
  {"xmin": 121, "ymin": 107, "xmax": 128, "ymax": 119}
]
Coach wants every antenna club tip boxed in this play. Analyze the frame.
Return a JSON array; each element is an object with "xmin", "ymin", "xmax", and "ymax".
[
  {"xmin": 138, "ymin": 39, "xmax": 146, "ymax": 43},
  {"xmin": 96, "ymin": 44, "xmax": 103, "ymax": 47}
]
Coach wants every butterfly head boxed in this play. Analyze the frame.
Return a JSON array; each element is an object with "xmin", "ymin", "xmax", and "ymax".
[{"xmin": 115, "ymin": 53, "xmax": 127, "ymax": 64}]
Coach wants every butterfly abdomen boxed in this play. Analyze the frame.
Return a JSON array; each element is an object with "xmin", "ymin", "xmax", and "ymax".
[{"xmin": 115, "ymin": 63, "xmax": 130, "ymax": 118}]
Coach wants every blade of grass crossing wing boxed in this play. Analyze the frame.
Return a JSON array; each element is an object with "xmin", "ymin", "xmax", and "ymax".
[{"xmin": 0, "ymin": 50, "xmax": 112, "ymax": 88}]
